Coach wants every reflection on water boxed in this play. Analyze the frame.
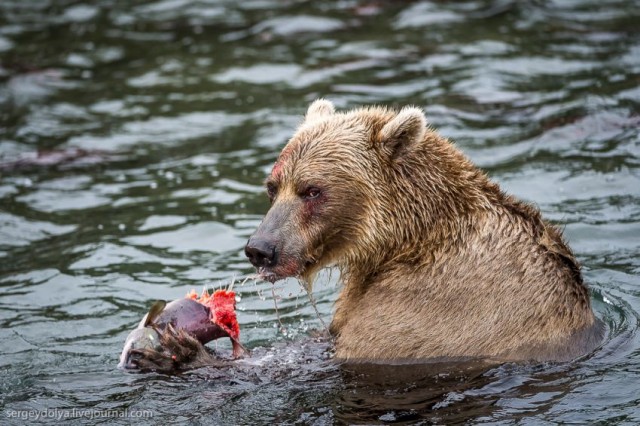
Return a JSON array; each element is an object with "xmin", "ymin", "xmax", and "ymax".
[{"xmin": 1, "ymin": 0, "xmax": 639, "ymax": 424}]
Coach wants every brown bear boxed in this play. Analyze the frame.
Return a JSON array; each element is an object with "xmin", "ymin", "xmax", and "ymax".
[{"xmin": 245, "ymin": 99, "xmax": 603, "ymax": 362}]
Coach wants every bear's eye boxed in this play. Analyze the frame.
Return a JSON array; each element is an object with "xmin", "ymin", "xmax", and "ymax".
[
  {"xmin": 302, "ymin": 187, "xmax": 321, "ymax": 200},
  {"xmin": 266, "ymin": 183, "xmax": 277, "ymax": 200}
]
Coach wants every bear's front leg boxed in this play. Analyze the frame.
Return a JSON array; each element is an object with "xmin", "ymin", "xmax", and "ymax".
[{"xmin": 129, "ymin": 325, "xmax": 228, "ymax": 372}]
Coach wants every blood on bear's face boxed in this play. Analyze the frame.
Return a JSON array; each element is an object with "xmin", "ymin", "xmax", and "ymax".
[
  {"xmin": 245, "ymin": 100, "xmax": 376, "ymax": 285},
  {"xmin": 244, "ymin": 160, "xmax": 332, "ymax": 284}
]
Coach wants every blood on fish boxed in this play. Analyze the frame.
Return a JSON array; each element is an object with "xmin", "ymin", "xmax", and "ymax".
[{"xmin": 186, "ymin": 289, "xmax": 240, "ymax": 341}]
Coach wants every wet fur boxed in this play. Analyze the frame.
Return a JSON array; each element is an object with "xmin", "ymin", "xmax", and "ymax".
[
  {"xmin": 130, "ymin": 325, "xmax": 229, "ymax": 372},
  {"xmin": 256, "ymin": 100, "xmax": 603, "ymax": 362}
]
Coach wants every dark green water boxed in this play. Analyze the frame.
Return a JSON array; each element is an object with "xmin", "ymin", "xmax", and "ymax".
[{"xmin": 1, "ymin": 0, "xmax": 639, "ymax": 424}]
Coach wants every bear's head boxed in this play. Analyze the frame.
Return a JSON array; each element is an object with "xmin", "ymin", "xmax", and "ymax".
[{"xmin": 245, "ymin": 99, "xmax": 429, "ymax": 284}]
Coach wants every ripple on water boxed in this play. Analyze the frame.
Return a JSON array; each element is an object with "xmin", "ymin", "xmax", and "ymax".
[
  {"xmin": 137, "ymin": 215, "xmax": 187, "ymax": 231},
  {"xmin": 0, "ymin": 0, "xmax": 639, "ymax": 423},
  {"xmin": 251, "ymin": 15, "xmax": 345, "ymax": 37},
  {"xmin": 16, "ymin": 188, "xmax": 111, "ymax": 213},
  {"xmin": 214, "ymin": 63, "xmax": 304, "ymax": 85},
  {"xmin": 0, "ymin": 213, "xmax": 76, "ymax": 248},
  {"xmin": 122, "ymin": 222, "xmax": 246, "ymax": 253},
  {"xmin": 68, "ymin": 243, "xmax": 192, "ymax": 271},
  {"xmin": 67, "ymin": 112, "xmax": 245, "ymax": 150},
  {"xmin": 393, "ymin": 2, "xmax": 464, "ymax": 28}
]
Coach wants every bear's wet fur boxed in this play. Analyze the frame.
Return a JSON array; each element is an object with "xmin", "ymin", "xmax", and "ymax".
[{"xmin": 246, "ymin": 99, "xmax": 603, "ymax": 362}]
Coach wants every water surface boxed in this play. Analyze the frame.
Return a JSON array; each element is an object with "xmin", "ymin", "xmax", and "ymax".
[{"xmin": 1, "ymin": 0, "xmax": 639, "ymax": 424}]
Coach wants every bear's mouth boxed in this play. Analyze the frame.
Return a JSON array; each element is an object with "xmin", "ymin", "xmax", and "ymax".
[
  {"xmin": 257, "ymin": 266, "xmax": 282, "ymax": 283},
  {"xmin": 257, "ymin": 258, "xmax": 318, "ymax": 284}
]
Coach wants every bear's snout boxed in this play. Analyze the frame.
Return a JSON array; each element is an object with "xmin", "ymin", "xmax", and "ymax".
[{"xmin": 245, "ymin": 236, "xmax": 278, "ymax": 269}]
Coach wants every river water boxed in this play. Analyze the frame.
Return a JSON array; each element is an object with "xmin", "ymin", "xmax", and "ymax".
[{"xmin": 1, "ymin": 0, "xmax": 639, "ymax": 424}]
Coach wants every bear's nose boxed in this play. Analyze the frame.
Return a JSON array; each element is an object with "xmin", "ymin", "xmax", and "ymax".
[{"xmin": 245, "ymin": 237, "xmax": 278, "ymax": 268}]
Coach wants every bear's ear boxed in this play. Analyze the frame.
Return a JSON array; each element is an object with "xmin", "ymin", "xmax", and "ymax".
[
  {"xmin": 378, "ymin": 107, "xmax": 427, "ymax": 159},
  {"xmin": 305, "ymin": 99, "xmax": 335, "ymax": 122}
]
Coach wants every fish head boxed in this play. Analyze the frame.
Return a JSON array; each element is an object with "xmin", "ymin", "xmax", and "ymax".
[{"xmin": 118, "ymin": 327, "xmax": 162, "ymax": 369}]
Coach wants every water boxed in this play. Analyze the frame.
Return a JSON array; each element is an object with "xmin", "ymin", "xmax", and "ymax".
[{"xmin": 1, "ymin": 0, "xmax": 639, "ymax": 424}]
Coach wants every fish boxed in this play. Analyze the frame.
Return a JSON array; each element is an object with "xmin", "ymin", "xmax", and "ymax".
[{"xmin": 119, "ymin": 289, "xmax": 248, "ymax": 371}]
